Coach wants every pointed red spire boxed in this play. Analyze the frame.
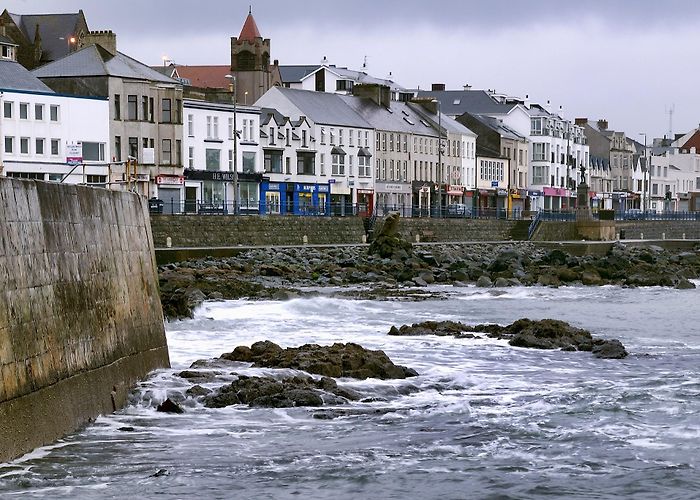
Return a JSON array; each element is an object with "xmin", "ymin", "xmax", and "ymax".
[{"xmin": 238, "ymin": 9, "xmax": 262, "ymax": 42}]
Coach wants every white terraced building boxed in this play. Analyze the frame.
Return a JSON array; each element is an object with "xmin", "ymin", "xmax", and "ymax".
[{"xmin": 0, "ymin": 35, "xmax": 109, "ymax": 185}]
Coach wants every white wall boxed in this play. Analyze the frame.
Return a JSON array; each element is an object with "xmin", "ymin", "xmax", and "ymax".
[{"xmin": 1, "ymin": 90, "xmax": 110, "ymax": 184}]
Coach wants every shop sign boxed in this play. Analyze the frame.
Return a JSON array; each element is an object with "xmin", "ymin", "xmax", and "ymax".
[
  {"xmin": 497, "ymin": 189, "xmax": 508, "ymax": 197},
  {"xmin": 156, "ymin": 175, "xmax": 185, "ymax": 186},
  {"xmin": 528, "ymin": 190, "xmax": 542, "ymax": 197},
  {"xmin": 268, "ymin": 183, "xmax": 281, "ymax": 191},
  {"xmin": 66, "ymin": 143, "xmax": 82, "ymax": 165},
  {"xmin": 296, "ymin": 184, "xmax": 315, "ymax": 192},
  {"xmin": 491, "ymin": 180, "xmax": 499, "ymax": 187},
  {"xmin": 357, "ymin": 189, "xmax": 374, "ymax": 194},
  {"xmin": 318, "ymin": 185, "xmax": 330, "ymax": 193}
]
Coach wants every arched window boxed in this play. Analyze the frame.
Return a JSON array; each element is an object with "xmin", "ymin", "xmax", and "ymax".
[{"xmin": 237, "ymin": 50, "xmax": 255, "ymax": 70}]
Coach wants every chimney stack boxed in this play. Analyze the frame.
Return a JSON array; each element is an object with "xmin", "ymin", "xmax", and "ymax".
[
  {"xmin": 81, "ymin": 30, "xmax": 117, "ymax": 55},
  {"xmin": 463, "ymin": 83, "xmax": 472, "ymax": 91},
  {"xmin": 575, "ymin": 118, "xmax": 587, "ymax": 126},
  {"xmin": 597, "ymin": 119, "xmax": 609, "ymax": 131},
  {"xmin": 353, "ymin": 83, "xmax": 392, "ymax": 108},
  {"xmin": 431, "ymin": 83, "xmax": 446, "ymax": 92}
]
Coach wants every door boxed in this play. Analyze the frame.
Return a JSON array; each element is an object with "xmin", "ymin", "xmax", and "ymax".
[
  {"xmin": 159, "ymin": 188, "xmax": 181, "ymax": 214},
  {"xmin": 185, "ymin": 186, "xmax": 197, "ymax": 213}
]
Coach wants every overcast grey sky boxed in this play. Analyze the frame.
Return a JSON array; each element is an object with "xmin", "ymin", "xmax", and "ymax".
[{"xmin": 5, "ymin": 0, "xmax": 699, "ymax": 139}]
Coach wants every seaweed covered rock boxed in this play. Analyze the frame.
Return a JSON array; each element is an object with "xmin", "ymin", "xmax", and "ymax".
[
  {"xmin": 368, "ymin": 212, "xmax": 413, "ymax": 259},
  {"xmin": 222, "ymin": 341, "xmax": 418, "ymax": 380},
  {"xmin": 388, "ymin": 318, "xmax": 628, "ymax": 359},
  {"xmin": 203, "ymin": 374, "xmax": 362, "ymax": 409}
]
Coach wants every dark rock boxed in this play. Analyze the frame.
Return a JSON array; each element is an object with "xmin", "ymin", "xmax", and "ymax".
[
  {"xmin": 493, "ymin": 277, "xmax": 510, "ymax": 288},
  {"xmin": 413, "ymin": 277, "xmax": 429, "ymax": 288},
  {"xmin": 675, "ymin": 279, "xmax": 697, "ymax": 290},
  {"xmin": 476, "ymin": 275, "xmax": 493, "ymax": 288},
  {"xmin": 186, "ymin": 385, "xmax": 212, "ymax": 398},
  {"xmin": 388, "ymin": 318, "xmax": 628, "ymax": 359},
  {"xmin": 156, "ymin": 398, "xmax": 184, "ymax": 414},
  {"xmin": 178, "ymin": 370, "xmax": 216, "ymax": 382},
  {"xmin": 221, "ymin": 341, "xmax": 418, "ymax": 380},
  {"xmin": 204, "ymin": 373, "xmax": 362, "ymax": 409},
  {"xmin": 368, "ymin": 213, "xmax": 413, "ymax": 259},
  {"xmin": 591, "ymin": 339, "xmax": 628, "ymax": 359},
  {"xmin": 581, "ymin": 270, "xmax": 603, "ymax": 286}
]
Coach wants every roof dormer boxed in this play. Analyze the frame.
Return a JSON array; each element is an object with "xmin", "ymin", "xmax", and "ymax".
[{"xmin": 0, "ymin": 34, "xmax": 18, "ymax": 62}]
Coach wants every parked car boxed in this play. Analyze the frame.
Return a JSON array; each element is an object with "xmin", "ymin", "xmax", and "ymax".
[
  {"xmin": 624, "ymin": 209, "xmax": 644, "ymax": 220},
  {"xmin": 447, "ymin": 203, "xmax": 471, "ymax": 217}
]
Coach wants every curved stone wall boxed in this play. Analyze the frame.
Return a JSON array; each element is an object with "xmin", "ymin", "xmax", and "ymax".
[{"xmin": 0, "ymin": 178, "xmax": 169, "ymax": 462}]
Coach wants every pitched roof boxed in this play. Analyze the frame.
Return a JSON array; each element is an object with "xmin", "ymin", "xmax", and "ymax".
[
  {"xmin": 238, "ymin": 12, "xmax": 262, "ymax": 42},
  {"xmin": 0, "ymin": 59, "xmax": 54, "ymax": 92},
  {"xmin": 0, "ymin": 34, "xmax": 17, "ymax": 45},
  {"xmin": 173, "ymin": 65, "xmax": 230, "ymax": 89},
  {"xmin": 279, "ymin": 64, "xmax": 406, "ymax": 92},
  {"xmin": 462, "ymin": 112, "xmax": 526, "ymax": 141},
  {"xmin": 339, "ymin": 95, "xmax": 438, "ymax": 136},
  {"xmin": 279, "ymin": 65, "xmax": 321, "ymax": 84},
  {"xmin": 272, "ymin": 87, "xmax": 371, "ymax": 128},
  {"xmin": 32, "ymin": 44, "xmax": 178, "ymax": 84},
  {"xmin": 416, "ymin": 90, "xmax": 519, "ymax": 117},
  {"xmin": 12, "ymin": 12, "xmax": 85, "ymax": 62}
]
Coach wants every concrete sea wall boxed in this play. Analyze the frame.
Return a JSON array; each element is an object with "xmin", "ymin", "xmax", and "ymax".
[{"xmin": 0, "ymin": 178, "xmax": 169, "ymax": 462}]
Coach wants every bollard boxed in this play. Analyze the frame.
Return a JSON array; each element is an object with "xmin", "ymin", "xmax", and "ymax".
[
  {"xmin": 362, "ymin": 234, "xmax": 367, "ymax": 244},
  {"xmin": 166, "ymin": 236, "xmax": 172, "ymax": 248},
  {"xmin": 616, "ymin": 233, "xmax": 620, "ymax": 240},
  {"xmin": 416, "ymin": 234, "xmax": 421, "ymax": 243},
  {"xmin": 303, "ymin": 235, "xmax": 308, "ymax": 245},
  {"xmin": 683, "ymin": 233, "xmax": 686, "ymax": 240},
  {"xmin": 662, "ymin": 232, "xmax": 666, "ymax": 240},
  {"xmin": 640, "ymin": 233, "xmax": 644, "ymax": 240}
]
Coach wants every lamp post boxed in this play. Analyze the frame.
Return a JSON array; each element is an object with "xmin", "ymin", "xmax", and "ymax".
[
  {"xmin": 435, "ymin": 99, "xmax": 443, "ymax": 217},
  {"xmin": 225, "ymin": 74, "xmax": 239, "ymax": 214},
  {"xmin": 639, "ymin": 133, "xmax": 648, "ymax": 211}
]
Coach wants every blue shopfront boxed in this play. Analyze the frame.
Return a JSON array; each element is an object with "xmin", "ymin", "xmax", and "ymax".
[{"xmin": 260, "ymin": 181, "xmax": 332, "ymax": 215}]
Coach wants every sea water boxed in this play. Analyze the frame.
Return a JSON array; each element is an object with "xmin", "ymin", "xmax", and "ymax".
[{"xmin": 1, "ymin": 284, "xmax": 699, "ymax": 499}]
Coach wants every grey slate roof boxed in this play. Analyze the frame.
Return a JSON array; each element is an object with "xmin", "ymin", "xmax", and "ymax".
[
  {"xmin": 339, "ymin": 95, "xmax": 438, "ymax": 137},
  {"xmin": 469, "ymin": 113, "xmax": 526, "ymax": 141},
  {"xmin": 276, "ymin": 88, "xmax": 371, "ymax": 128},
  {"xmin": 32, "ymin": 45, "xmax": 179, "ymax": 84},
  {"xmin": 416, "ymin": 90, "xmax": 519, "ymax": 117},
  {"xmin": 0, "ymin": 59, "xmax": 54, "ymax": 92},
  {"xmin": 408, "ymin": 102, "xmax": 477, "ymax": 137},
  {"xmin": 0, "ymin": 34, "xmax": 17, "ymax": 45},
  {"xmin": 280, "ymin": 64, "xmax": 405, "ymax": 92},
  {"xmin": 15, "ymin": 12, "xmax": 85, "ymax": 62},
  {"xmin": 279, "ymin": 65, "xmax": 321, "ymax": 83}
]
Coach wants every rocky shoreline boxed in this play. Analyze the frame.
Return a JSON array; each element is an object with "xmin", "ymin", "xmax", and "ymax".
[
  {"xmin": 155, "ymin": 318, "xmax": 627, "ymax": 414},
  {"xmin": 159, "ymin": 240, "xmax": 700, "ymax": 320}
]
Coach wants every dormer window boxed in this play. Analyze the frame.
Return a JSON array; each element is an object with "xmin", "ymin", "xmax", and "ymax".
[{"xmin": 0, "ymin": 39, "xmax": 17, "ymax": 61}]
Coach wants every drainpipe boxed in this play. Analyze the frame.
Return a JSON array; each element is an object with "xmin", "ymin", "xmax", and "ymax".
[{"xmin": 0, "ymin": 91, "xmax": 4, "ymax": 176}]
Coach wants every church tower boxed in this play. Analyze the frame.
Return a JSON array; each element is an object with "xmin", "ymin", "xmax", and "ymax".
[{"xmin": 230, "ymin": 8, "xmax": 280, "ymax": 104}]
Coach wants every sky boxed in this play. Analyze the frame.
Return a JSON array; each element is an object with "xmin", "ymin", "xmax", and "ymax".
[{"xmin": 3, "ymin": 0, "xmax": 699, "ymax": 139}]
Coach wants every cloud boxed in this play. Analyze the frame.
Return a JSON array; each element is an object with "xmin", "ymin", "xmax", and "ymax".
[{"xmin": 3, "ymin": 0, "xmax": 698, "ymax": 137}]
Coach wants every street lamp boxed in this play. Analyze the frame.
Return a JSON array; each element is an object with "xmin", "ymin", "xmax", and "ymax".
[
  {"xmin": 433, "ymin": 99, "xmax": 443, "ymax": 217},
  {"xmin": 225, "ymin": 74, "xmax": 239, "ymax": 214},
  {"xmin": 639, "ymin": 133, "xmax": 648, "ymax": 211}
]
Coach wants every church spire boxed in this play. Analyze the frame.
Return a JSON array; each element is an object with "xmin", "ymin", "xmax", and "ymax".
[{"xmin": 238, "ymin": 9, "xmax": 262, "ymax": 42}]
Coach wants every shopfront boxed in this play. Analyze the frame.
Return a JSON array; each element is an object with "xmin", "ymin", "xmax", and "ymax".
[
  {"xmin": 412, "ymin": 181, "xmax": 434, "ymax": 217},
  {"xmin": 543, "ymin": 187, "xmax": 570, "ymax": 211},
  {"xmin": 155, "ymin": 175, "xmax": 185, "ymax": 214},
  {"xmin": 447, "ymin": 185, "xmax": 465, "ymax": 206},
  {"xmin": 375, "ymin": 182, "xmax": 411, "ymax": 217},
  {"xmin": 260, "ymin": 181, "xmax": 331, "ymax": 215},
  {"xmin": 184, "ymin": 169, "xmax": 262, "ymax": 214}
]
